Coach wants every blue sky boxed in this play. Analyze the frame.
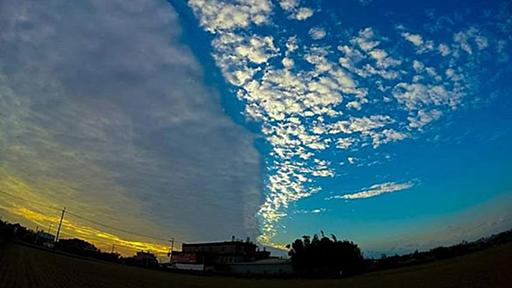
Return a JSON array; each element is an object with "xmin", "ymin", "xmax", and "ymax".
[{"xmin": 0, "ymin": 0, "xmax": 511, "ymax": 256}]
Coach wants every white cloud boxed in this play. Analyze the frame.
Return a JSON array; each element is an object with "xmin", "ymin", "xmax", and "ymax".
[
  {"xmin": 353, "ymin": 27, "xmax": 380, "ymax": 51},
  {"xmin": 278, "ymin": 0, "xmax": 298, "ymax": 11},
  {"xmin": 392, "ymin": 82, "xmax": 460, "ymax": 111},
  {"xmin": 294, "ymin": 208, "xmax": 328, "ymax": 214},
  {"xmin": 188, "ymin": 0, "xmax": 272, "ymax": 32},
  {"xmin": 309, "ymin": 27, "xmax": 326, "ymax": 40},
  {"xmin": 294, "ymin": 7, "xmax": 314, "ymax": 20},
  {"xmin": 282, "ymin": 57, "xmax": 295, "ymax": 68},
  {"xmin": 234, "ymin": 35, "xmax": 279, "ymax": 64},
  {"xmin": 371, "ymin": 129, "xmax": 409, "ymax": 148},
  {"xmin": 401, "ymin": 31, "xmax": 436, "ymax": 54},
  {"xmin": 452, "ymin": 27, "xmax": 489, "ymax": 56},
  {"xmin": 475, "ymin": 35, "xmax": 488, "ymax": 50},
  {"xmin": 336, "ymin": 138, "xmax": 356, "ymax": 149},
  {"xmin": 412, "ymin": 60, "xmax": 425, "ymax": 72},
  {"xmin": 454, "ymin": 30, "xmax": 473, "ymax": 54},
  {"xmin": 186, "ymin": 0, "xmax": 494, "ymax": 246},
  {"xmin": 328, "ymin": 181, "xmax": 415, "ymax": 200},
  {"xmin": 407, "ymin": 109, "xmax": 442, "ymax": 129},
  {"xmin": 438, "ymin": 43, "xmax": 451, "ymax": 56},
  {"xmin": 402, "ymin": 32, "xmax": 424, "ymax": 47},
  {"xmin": 278, "ymin": 0, "xmax": 314, "ymax": 21},
  {"xmin": 328, "ymin": 115, "xmax": 395, "ymax": 135}
]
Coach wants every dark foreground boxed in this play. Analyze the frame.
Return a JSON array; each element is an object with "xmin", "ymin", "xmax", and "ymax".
[{"xmin": 1, "ymin": 242, "xmax": 511, "ymax": 288}]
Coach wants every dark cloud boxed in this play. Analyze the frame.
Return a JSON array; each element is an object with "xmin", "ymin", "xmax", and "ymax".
[{"xmin": 0, "ymin": 0, "xmax": 262, "ymax": 243}]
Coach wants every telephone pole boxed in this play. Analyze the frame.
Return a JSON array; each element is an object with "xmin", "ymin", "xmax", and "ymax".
[
  {"xmin": 55, "ymin": 207, "xmax": 66, "ymax": 242},
  {"xmin": 168, "ymin": 238, "xmax": 175, "ymax": 261}
]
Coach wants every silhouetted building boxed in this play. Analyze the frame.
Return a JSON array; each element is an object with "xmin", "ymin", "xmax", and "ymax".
[
  {"xmin": 57, "ymin": 238, "xmax": 98, "ymax": 253},
  {"xmin": 35, "ymin": 230, "xmax": 55, "ymax": 248},
  {"xmin": 171, "ymin": 239, "xmax": 271, "ymax": 271},
  {"xmin": 123, "ymin": 251, "xmax": 158, "ymax": 268},
  {"xmin": 129, "ymin": 251, "xmax": 159, "ymax": 268}
]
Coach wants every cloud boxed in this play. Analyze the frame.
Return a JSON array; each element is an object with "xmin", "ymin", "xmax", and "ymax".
[
  {"xmin": 278, "ymin": 0, "xmax": 314, "ymax": 21},
  {"xmin": 392, "ymin": 82, "xmax": 461, "ymax": 111},
  {"xmin": 309, "ymin": 27, "xmax": 326, "ymax": 40},
  {"xmin": 0, "ymin": 0, "xmax": 262, "ymax": 248},
  {"xmin": 402, "ymin": 32, "xmax": 424, "ymax": 47},
  {"xmin": 278, "ymin": 0, "xmax": 298, "ymax": 11},
  {"xmin": 401, "ymin": 31, "xmax": 435, "ymax": 54},
  {"xmin": 453, "ymin": 27, "xmax": 489, "ymax": 55},
  {"xmin": 234, "ymin": 35, "xmax": 279, "ymax": 64},
  {"xmin": 294, "ymin": 208, "xmax": 329, "ymax": 214},
  {"xmin": 294, "ymin": 8, "xmax": 314, "ymax": 20},
  {"xmin": 187, "ymin": 0, "xmax": 272, "ymax": 32},
  {"xmin": 328, "ymin": 181, "xmax": 415, "ymax": 200},
  {"xmin": 186, "ymin": 0, "xmax": 505, "ymax": 247}
]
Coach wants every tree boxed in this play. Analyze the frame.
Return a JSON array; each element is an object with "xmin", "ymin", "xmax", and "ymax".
[{"xmin": 287, "ymin": 234, "xmax": 364, "ymax": 277}]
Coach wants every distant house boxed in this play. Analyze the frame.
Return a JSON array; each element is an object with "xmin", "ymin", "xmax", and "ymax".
[
  {"xmin": 35, "ymin": 230, "xmax": 55, "ymax": 248},
  {"xmin": 228, "ymin": 258, "xmax": 293, "ymax": 275},
  {"xmin": 57, "ymin": 238, "xmax": 98, "ymax": 253},
  {"xmin": 125, "ymin": 251, "xmax": 159, "ymax": 268},
  {"xmin": 56, "ymin": 238, "xmax": 99, "ymax": 258}
]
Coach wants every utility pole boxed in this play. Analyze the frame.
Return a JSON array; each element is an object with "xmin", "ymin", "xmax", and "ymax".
[
  {"xmin": 111, "ymin": 244, "xmax": 116, "ymax": 254},
  {"xmin": 168, "ymin": 238, "xmax": 175, "ymax": 261},
  {"xmin": 55, "ymin": 207, "xmax": 66, "ymax": 242}
]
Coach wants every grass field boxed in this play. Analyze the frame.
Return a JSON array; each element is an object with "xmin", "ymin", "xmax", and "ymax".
[{"xmin": 1, "ymin": 242, "xmax": 511, "ymax": 288}]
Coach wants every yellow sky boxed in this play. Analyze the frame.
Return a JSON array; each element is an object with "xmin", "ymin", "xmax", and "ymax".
[{"xmin": 0, "ymin": 169, "xmax": 172, "ymax": 257}]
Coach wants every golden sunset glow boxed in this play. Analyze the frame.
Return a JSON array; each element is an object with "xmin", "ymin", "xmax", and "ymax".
[
  {"xmin": 6, "ymin": 206, "xmax": 170, "ymax": 256},
  {"xmin": 0, "ymin": 169, "xmax": 170, "ymax": 256}
]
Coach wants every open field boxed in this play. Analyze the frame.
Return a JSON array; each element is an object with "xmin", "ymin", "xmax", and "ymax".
[{"xmin": 1, "ymin": 242, "xmax": 511, "ymax": 288}]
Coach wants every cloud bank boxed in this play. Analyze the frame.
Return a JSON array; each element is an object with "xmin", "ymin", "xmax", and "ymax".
[{"xmin": 0, "ymin": 0, "xmax": 262, "ymax": 249}]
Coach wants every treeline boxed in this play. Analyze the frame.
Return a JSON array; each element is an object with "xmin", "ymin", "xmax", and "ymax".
[
  {"xmin": 0, "ymin": 220, "xmax": 158, "ymax": 267},
  {"xmin": 287, "ymin": 232, "xmax": 364, "ymax": 277},
  {"xmin": 286, "ymin": 229, "xmax": 512, "ymax": 277},
  {"xmin": 2, "ymin": 219, "xmax": 512, "ymax": 278},
  {"xmin": 366, "ymin": 229, "xmax": 512, "ymax": 271}
]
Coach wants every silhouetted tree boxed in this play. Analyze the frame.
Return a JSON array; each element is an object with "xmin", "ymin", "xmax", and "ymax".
[{"xmin": 287, "ymin": 234, "xmax": 364, "ymax": 277}]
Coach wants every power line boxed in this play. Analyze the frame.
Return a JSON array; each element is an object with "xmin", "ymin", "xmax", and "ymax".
[
  {"xmin": 0, "ymin": 189, "xmax": 175, "ymax": 244},
  {"xmin": 0, "ymin": 189, "xmax": 61, "ymax": 211},
  {"xmin": 65, "ymin": 210, "xmax": 171, "ymax": 243}
]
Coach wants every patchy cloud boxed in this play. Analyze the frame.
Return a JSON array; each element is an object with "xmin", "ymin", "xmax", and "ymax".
[
  {"xmin": 278, "ymin": 0, "xmax": 315, "ymax": 20},
  {"xmin": 309, "ymin": 27, "xmax": 327, "ymax": 40},
  {"xmin": 186, "ymin": 0, "xmax": 506, "ymax": 247}
]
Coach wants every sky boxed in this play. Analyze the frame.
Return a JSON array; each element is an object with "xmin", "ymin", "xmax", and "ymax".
[{"xmin": 0, "ymin": 0, "xmax": 511, "ymax": 257}]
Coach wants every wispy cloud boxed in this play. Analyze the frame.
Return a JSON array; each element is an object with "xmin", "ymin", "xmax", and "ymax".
[
  {"xmin": 294, "ymin": 208, "xmax": 329, "ymax": 214},
  {"xmin": 328, "ymin": 182, "xmax": 415, "ymax": 200}
]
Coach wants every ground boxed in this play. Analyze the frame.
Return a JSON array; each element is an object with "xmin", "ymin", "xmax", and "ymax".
[{"xmin": 1, "ymin": 242, "xmax": 511, "ymax": 288}]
